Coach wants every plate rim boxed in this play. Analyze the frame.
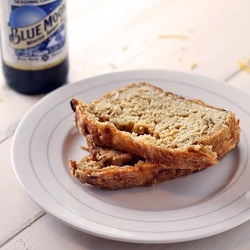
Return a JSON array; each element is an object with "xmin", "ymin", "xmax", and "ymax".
[{"xmin": 11, "ymin": 69, "xmax": 250, "ymax": 243}]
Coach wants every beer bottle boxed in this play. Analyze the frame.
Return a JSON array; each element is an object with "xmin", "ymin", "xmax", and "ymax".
[{"xmin": 0, "ymin": 0, "xmax": 69, "ymax": 95}]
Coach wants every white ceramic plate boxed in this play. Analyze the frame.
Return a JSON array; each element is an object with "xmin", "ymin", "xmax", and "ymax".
[{"xmin": 12, "ymin": 70, "xmax": 250, "ymax": 243}]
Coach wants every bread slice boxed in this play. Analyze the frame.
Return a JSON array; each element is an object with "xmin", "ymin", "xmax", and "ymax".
[
  {"xmin": 71, "ymin": 82, "xmax": 240, "ymax": 170},
  {"xmin": 69, "ymin": 136, "xmax": 201, "ymax": 190}
]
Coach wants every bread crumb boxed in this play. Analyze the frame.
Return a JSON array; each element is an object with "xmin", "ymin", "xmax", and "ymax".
[
  {"xmin": 158, "ymin": 34, "xmax": 188, "ymax": 40},
  {"xmin": 190, "ymin": 63, "xmax": 197, "ymax": 70},
  {"xmin": 121, "ymin": 46, "xmax": 128, "ymax": 51},
  {"xmin": 109, "ymin": 63, "xmax": 117, "ymax": 69},
  {"xmin": 70, "ymin": 126, "xmax": 78, "ymax": 135},
  {"xmin": 80, "ymin": 145, "xmax": 90, "ymax": 152}
]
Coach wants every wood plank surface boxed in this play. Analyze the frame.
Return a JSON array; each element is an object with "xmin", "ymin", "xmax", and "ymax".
[
  {"xmin": 0, "ymin": 138, "xmax": 43, "ymax": 247},
  {"xmin": 1, "ymin": 0, "xmax": 250, "ymax": 249}
]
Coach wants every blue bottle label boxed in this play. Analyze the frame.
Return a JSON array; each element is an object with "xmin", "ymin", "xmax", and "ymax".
[{"xmin": 0, "ymin": 0, "xmax": 67, "ymax": 70}]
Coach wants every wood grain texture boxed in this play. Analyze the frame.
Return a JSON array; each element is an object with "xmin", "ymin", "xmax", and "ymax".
[
  {"xmin": 2, "ymin": 214, "xmax": 250, "ymax": 250},
  {"xmin": 1, "ymin": 0, "xmax": 250, "ymax": 249},
  {"xmin": 0, "ymin": 138, "xmax": 43, "ymax": 247}
]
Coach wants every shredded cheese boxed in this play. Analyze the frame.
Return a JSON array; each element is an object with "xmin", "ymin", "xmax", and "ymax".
[
  {"xmin": 238, "ymin": 60, "xmax": 250, "ymax": 73},
  {"xmin": 158, "ymin": 34, "xmax": 188, "ymax": 40},
  {"xmin": 190, "ymin": 63, "xmax": 197, "ymax": 70}
]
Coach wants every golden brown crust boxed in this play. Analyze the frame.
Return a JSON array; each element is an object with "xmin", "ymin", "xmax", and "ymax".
[
  {"xmin": 78, "ymin": 114, "xmax": 216, "ymax": 169},
  {"xmin": 69, "ymin": 135, "xmax": 203, "ymax": 190},
  {"xmin": 69, "ymin": 159, "xmax": 199, "ymax": 190},
  {"xmin": 70, "ymin": 82, "xmax": 240, "ymax": 170}
]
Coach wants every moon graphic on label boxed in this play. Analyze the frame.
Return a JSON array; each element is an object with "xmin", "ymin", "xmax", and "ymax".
[{"xmin": 9, "ymin": 6, "xmax": 47, "ymax": 28}]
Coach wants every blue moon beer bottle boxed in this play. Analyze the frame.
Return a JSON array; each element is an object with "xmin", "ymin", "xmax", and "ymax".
[{"xmin": 0, "ymin": 0, "xmax": 69, "ymax": 95}]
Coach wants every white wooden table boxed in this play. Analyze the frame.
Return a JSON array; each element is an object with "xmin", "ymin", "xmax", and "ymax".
[{"xmin": 1, "ymin": 1, "xmax": 250, "ymax": 249}]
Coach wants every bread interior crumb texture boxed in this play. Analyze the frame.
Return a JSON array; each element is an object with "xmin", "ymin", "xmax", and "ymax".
[{"xmin": 88, "ymin": 84, "xmax": 232, "ymax": 149}]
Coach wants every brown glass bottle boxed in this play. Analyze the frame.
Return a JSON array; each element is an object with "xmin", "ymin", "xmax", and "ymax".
[
  {"xmin": 0, "ymin": 0, "xmax": 68, "ymax": 95},
  {"xmin": 2, "ymin": 58, "xmax": 68, "ymax": 95}
]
